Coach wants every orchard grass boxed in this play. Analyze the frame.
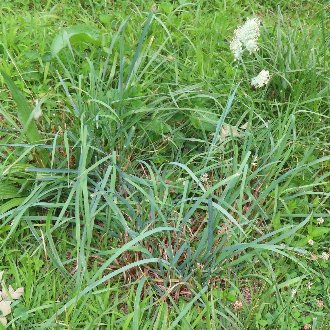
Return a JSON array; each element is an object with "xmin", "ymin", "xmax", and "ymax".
[{"xmin": 0, "ymin": 0, "xmax": 329, "ymax": 329}]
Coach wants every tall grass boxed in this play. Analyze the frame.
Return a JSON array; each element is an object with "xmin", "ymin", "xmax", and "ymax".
[{"xmin": 0, "ymin": 1, "xmax": 329, "ymax": 328}]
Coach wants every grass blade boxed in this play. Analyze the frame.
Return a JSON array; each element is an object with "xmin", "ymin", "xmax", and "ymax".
[{"xmin": 0, "ymin": 70, "xmax": 48, "ymax": 166}]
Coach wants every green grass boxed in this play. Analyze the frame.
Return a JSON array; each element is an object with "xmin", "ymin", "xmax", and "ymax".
[{"xmin": 0, "ymin": 0, "xmax": 329, "ymax": 329}]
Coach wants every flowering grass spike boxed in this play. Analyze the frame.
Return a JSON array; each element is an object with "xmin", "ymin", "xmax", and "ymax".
[
  {"xmin": 230, "ymin": 17, "xmax": 261, "ymax": 60},
  {"xmin": 251, "ymin": 70, "xmax": 270, "ymax": 88}
]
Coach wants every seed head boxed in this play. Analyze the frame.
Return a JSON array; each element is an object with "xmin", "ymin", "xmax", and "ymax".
[
  {"xmin": 233, "ymin": 300, "xmax": 243, "ymax": 310},
  {"xmin": 316, "ymin": 299, "xmax": 324, "ymax": 308},
  {"xmin": 229, "ymin": 38, "xmax": 243, "ymax": 61},
  {"xmin": 251, "ymin": 70, "xmax": 270, "ymax": 88},
  {"xmin": 230, "ymin": 17, "xmax": 261, "ymax": 60},
  {"xmin": 200, "ymin": 173, "xmax": 209, "ymax": 184}
]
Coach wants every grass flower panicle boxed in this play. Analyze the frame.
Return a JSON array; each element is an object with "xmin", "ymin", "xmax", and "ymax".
[
  {"xmin": 307, "ymin": 239, "xmax": 314, "ymax": 246},
  {"xmin": 200, "ymin": 173, "xmax": 209, "ymax": 183},
  {"xmin": 316, "ymin": 299, "xmax": 324, "ymax": 308},
  {"xmin": 233, "ymin": 300, "xmax": 243, "ymax": 310},
  {"xmin": 251, "ymin": 70, "xmax": 270, "ymax": 88},
  {"xmin": 32, "ymin": 99, "xmax": 44, "ymax": 120},
  {"xmin": 229, "ymin": 38, "xmax": 243, "ymax": 61},
  {"xmin": 316, "ymin": 217, "xmax": 324, "ymax": 225},
  {"xmin": 230, "ymin": 17, "xmax": 261, "ymax": 60}
]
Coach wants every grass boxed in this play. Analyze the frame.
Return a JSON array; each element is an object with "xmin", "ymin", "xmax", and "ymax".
[{"xmin": 0, "ymin": 0, "xmax": 329, "ymax": 329}]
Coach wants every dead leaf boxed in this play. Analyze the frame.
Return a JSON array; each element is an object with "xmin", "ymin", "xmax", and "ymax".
[
  {"xmin": 0, "ymin": 316, "xmax": 7, "ymax": 326},
  {"xmin": 0, "ymin": 300, "xmax": 11, "ymax": 316},
  {"xmin": 11, "ymin": 287, "xmax": 24, "ymax": 300},
  {"xmin": 220, "ymin": 124, "xmax": 241, "ymax": 139},
  {"xmin": 240, "ymin": 122, "xmax": 249, "ymax": 130},
  {"xmin": 2, "ymin": 286, "xmax": 24, "ymax": 301}
]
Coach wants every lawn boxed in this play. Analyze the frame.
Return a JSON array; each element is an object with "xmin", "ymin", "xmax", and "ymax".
[{"xmin": 0, "ymin": 0, "xmax": 329, "ymax": 329}]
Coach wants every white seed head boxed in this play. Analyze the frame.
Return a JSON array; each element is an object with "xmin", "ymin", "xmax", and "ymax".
[
  {"xmin": 245, "ymin": 39, "xmax": 259, "ymax": 53},
  {"xmin": 33, "ymin": 99, "xmax": 43, "ymax": 120},
  {"xmin": 229, "ymin": 38, "xmax": 243, "ymax": 61},
  {"xmin": 317, "ymin": 217, "xmax": 324, "ymax": 225},
  {"xmin": 316, "ymin": 299, "xmax": 324, "ymax": 308},
  {"xmin": 308, "ymin": 239, "xmax": 314, "ymax": 246},
  {"xmin": 200, "ymin": 173, "xmax": 209, "ymax": 183},
  {"xmin": 230, "ymin": 17, "xmax": 261, "ymax": 60},
  {"xmin": 251, "ymin": 70, "xmax": 270, "ymax": 88}
]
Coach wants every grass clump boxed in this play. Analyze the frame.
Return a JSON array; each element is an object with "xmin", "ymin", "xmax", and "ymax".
[{"xmin": 0, "ymin": 1, "xmax": 329, "ymax": 329}]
